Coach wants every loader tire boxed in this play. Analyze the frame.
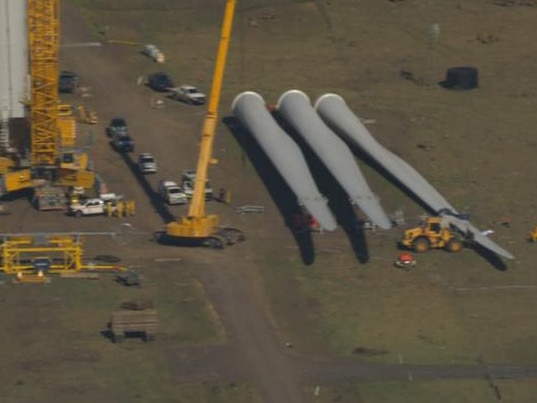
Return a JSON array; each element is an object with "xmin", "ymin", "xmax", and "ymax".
[
  {"xmin": 413, "ymin": 237, "xmax": 430, "ymax": 253},
  {"xmin": 447, "ymin": 238, "xmax": 463, "ymax": 253}
]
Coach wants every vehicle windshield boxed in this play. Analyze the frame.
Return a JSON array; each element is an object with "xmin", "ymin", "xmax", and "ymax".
[
  {"xmin": 141, "ymin": 157, "xmax": 154, "ymax": 163},
  {"xmin": 169, "ymin": 188, "xmax": 182, "ymax": 194}
]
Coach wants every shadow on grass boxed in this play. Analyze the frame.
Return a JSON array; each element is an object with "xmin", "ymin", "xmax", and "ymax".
[
  {"xmin": 100, "ymin": 329, "xmax": 115, "ymax": 343},
  {"xmin": 470, "ymin": 243, "xmax": 508, "ymax": 271},
  {"xmin": 100, "ymin": 329, "xmax": 153, "ymax": 343},
  {"xmin": 272, "ymin": 112, "xmax": 369, "ymax": 264},
  {"xmin": 113, "ymin": 144, "xmax": 175, "ymax": 224},
  {"xmin": 224, "ymin": 116, "xmax": 315, "ymax": 265}
]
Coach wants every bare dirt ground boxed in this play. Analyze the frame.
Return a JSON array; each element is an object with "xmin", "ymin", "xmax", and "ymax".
[{"xmin": 3, "ymin": 0, "xmax": 537, "ymax": 402}]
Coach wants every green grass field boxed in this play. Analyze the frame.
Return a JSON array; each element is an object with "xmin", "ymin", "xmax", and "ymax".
[
  {"xmin": 308, "ymin": 379, "xmax": 499, "ymax": 403},
  {"xmin": 0, "ymin": 265, "xmax": 253, "ymax": 402}
]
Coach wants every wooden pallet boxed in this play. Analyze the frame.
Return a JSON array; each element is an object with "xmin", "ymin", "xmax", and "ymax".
[
  {"xmin": 110, "ymin": 309, "xmax": 158, "ymax": 343},
  {"xmin": 13, "ymin": 274, "xmax": 51, "ymax": 285}
]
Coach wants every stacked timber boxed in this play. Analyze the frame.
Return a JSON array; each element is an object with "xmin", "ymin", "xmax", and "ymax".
[{"xmin": 110, "ymin": 309, "xmax": 158, "ymax": 343}]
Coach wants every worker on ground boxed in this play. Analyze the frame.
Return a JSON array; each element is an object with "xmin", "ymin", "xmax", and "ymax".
[
  {"xmin": 530, "ymin": 226, "xmax": 537, "ymax": 242},
  {"xmin": 69, "ymin": 193, "xmax": 79, "ymax": 206},
  {"xmin": 126, "ymin": 200, "xmax": 135, "ymax": 216},
  {"xmin": 115, "ymin": 200, "xmax": 124, "ymax": 218},
  {"xmin": 105, "ymin": 202, "xmax": 114, "ymax": 217},
  {"xmin": 218, "ymin": 187, "xmax": 226, "ymax": 203}
]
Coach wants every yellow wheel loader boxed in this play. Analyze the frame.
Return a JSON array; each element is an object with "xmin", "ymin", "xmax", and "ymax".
[{"xmin": 400, "ymin": 216, "xmax": 464, "ymax": 254}]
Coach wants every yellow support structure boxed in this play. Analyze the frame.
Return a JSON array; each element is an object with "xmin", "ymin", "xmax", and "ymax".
[
  {"xmin": 0, "ymin": 157, "xmax": 15, "ymax": 175},
  {"xmin": 0, "ymin": 234, "xmax": 125, "ymax": 274},
  {"xmin": 0, "ymin": 1, "xmax": 98, "ymax": 200},
  {"xmin": 28, "ymin": 0, "xmax": 60, "ymax": 168},
  {"xmin": 56, "ymin": 167, "xmax": 95, "ymax": 188},
  {"xmin": 2, "ymin": 169, "xmax": 32, "ymax": 192},
  {"xmin": 187, "ymin": 0, "xmax": 235, "ymax": 220},
  {"xmin": 1, "ymin": 235, "xmax": 82, "ymax": 274},
  {"xmin": 165, "ymin": 0, "xmax": 236, "ymax": 240}
]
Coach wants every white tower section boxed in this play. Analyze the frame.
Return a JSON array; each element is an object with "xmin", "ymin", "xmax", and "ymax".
[{"xmin": 0, "ymin": 0, "xmax": 29, "ymax": 147}]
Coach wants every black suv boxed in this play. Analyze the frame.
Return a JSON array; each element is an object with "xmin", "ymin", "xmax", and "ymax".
[
  {"xmin": 111, "ymin": 132, "xmax": 135, "ymax": 153},
  {"xmin": 59, "ymin": 71, "xmax": 79, "ymax": 93},
  {"xmin": 147, "ymin": 72, "xmax": 174, "ymax": 92},
  {"xmin": 106, "ymin": 117, "xmax": 128, "ymax": 137}
]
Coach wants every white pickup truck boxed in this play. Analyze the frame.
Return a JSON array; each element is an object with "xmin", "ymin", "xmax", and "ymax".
[
  {"xmin": 158, "ymin": 181, "xmax": 187, "ymax": 205},
  {"xmin": 170, "ymin": 85, "xmax": 206, "ymax": 105},
  {"xmin": 68, "ymin": 194, "xmax": 122, "ymax": 217},
  {"xmin": 69, "ymin": 198, "xmax": 109, "ymax": 217}
]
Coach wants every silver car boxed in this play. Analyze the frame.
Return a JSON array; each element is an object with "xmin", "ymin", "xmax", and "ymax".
[{"xmin": 137, "ymin": 153, "xmax": 158, "ymax": 174}]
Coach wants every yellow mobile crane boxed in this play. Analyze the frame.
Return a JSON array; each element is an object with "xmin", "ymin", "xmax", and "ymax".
[
  {"xmin": 162, "ymin": 0, "xmax": 244, "ymax": 249},
  {"xmin": 0, "ymin": 0, "xmax": 94, "ymax": 207}
]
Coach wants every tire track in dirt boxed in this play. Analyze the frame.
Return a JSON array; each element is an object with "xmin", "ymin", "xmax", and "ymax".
[{"xmin": 189, "ymin": 255, "xmax": 308, "ymax": 403}]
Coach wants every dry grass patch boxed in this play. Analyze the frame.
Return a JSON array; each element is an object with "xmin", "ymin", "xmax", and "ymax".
[{"xmin": 308, "ymin": 379, "xmax": 497, "ymax": 403}]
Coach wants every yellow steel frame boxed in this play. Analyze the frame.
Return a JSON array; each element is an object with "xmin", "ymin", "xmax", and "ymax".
[
  {"xmin": 28, "ymin": 0, "xmax": 60, "ymax": 167},
  {"xmin": 0, "ymin": 234, "xmax": 125, "ymax": 274},
  {"xmin": 166, "ymin": 0, "xmax": 236, "ymax": 238}
]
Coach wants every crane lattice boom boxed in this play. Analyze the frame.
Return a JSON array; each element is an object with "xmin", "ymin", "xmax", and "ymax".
[{"xmin": 28, "ymin": 0, "xmax": 60, "ymax": 168}]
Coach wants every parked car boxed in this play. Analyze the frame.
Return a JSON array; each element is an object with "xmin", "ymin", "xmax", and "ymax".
[
  {"xmin": 170, "ymin": 85, "xmax": 206, "ymax": 105},
  {"xmin": 147, "ymin": 72, "xmax": 174, "ymax": 92},
  {"xmin": 59, "ymin": 70, "xmax": 79, "ymax": 93},
  {"xmin": 181, "ymin": 169, "xmax": 213, "ymax": 201},
  {"xmin": 158, "ymin": 180, "xmax": 187, "ymax": 205},
  {"xmin": 137, "ymin": 153, "xmax": 157, "ymax": 174},
  {"xmin": 111, "ymin": 132, "xmax": 135, "ymax": 152},
  {"xmin": 68, "ymin": 194, "xmax": 122, "ymax": 217},
  {"xmin": 68, "ymin": 198, "xmax": 109, "ymax": 217},
  {"xmin": 106, "ymin": 117, "xmax": 128, "ymax": 137},
  {"xmin": 141, "ymin": 44, "xmax": 165, "ymax": 63}
]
